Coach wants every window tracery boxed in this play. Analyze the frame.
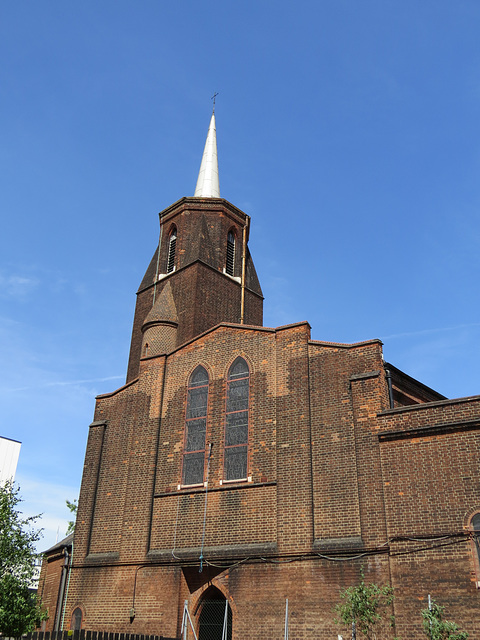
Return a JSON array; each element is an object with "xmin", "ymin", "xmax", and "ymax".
[
  {"xmin": 182, "ymin": 365, "xmax": 209, "ymax": 485},
  {"xmin": 470, "ymin": 512, "xmax": 480, "ymax": 586},
  {"xmin": 224, "ymin": 357, "xmax": 249, "ymax": 480}
]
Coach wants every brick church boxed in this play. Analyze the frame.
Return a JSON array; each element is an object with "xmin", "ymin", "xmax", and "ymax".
[{"xmin": 39, "ymin": 111, "xmax": 480, "ymax": 639}]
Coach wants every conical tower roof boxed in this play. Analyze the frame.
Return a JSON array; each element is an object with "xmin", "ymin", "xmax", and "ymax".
[
  {"xmin": 142, "ymin": 281, "xmax": 178, "ymax": 331},
  {"xmin": 194, "ymin": 112, "xmax": 220, "ymax": 198}
]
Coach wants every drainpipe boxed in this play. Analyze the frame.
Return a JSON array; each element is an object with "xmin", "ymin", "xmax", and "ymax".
[
  {"xmin": 54, "ymin": 545, "xmax": 71, "ymax": 631},
  {"xmin": 240, "ymin": 216, "xmax": 250, "ymax": 324},
  {"xmin": 60, "ymin": 540, "xmax": 74, "ymax": 631},
  {"xmin": 385, "ymin": 368, "xmax": 394, "ymax": 409}
]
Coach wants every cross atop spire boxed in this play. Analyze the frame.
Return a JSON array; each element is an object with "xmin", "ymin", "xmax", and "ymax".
[{"xmin": 194, "ymin": 109, "xmax": 220, "ymax": 198}]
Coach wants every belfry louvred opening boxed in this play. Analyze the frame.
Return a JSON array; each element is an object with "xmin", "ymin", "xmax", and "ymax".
[{"xmin": 38, "ymin": 109, "xmax": 480, "ymax": 640}]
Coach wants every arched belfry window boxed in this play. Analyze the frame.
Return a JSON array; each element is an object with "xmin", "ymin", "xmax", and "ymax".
[
  {"xmin": 167, "ymin": 227, "xmax": 177, "ymax": 274},
  {"xmin": 182, "ymin": 366, "xmax": 209, "ymax": 485},
  {"xmin": 226, "ymin": 231, "xmax": 235, "ymax": 276},
  {"xmin": 224, "ymin": 357, "xmax": 249, "ymax": 481}
]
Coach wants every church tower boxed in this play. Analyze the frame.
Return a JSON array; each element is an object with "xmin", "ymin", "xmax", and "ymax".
[{"xmin": 126, "ymin": 110, "xmax": 263, "ymax": 382}]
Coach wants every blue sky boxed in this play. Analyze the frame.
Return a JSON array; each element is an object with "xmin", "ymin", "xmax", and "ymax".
[{"xmin": 1, "ymin": 1, "xmax": 479, "ymax": 551}]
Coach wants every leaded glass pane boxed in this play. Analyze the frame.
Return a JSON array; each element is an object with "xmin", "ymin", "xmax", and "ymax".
[
  {"xmin": 190, "ymin": 365, "xmax": 209, "ymax": 387},
  {"xmin": 185, "ymin": 418, "xmax": 206, "ymax": 452},
  {"xmin": 226, "ymin": 378, "xmax": 249, "ymax": 412},
  {"xmin": 225, "ymin": 446, "xmax": 247, "ymax": 480},
  {"xmin": 472, "ymin": 513, "xmax": 480, "ymax": 532},
  {"xmin": 187, "ymin": 386, "xmax": 208, "ymax": 418},
  {"xmin": 226, "ymin": 412, "xmax": 248, "ymax": 446},
  {"xmin": 228, "ymin": 357, "xmax": 249, "ymax": 379},
  {"xmin": 183, "ymin": 451, "xmax": 205, "ymax": 485}
]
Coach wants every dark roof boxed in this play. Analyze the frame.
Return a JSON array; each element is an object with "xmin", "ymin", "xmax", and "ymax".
[{"xmin": 42, "ymin": 532, "xmax": 74, "ymax": 555}]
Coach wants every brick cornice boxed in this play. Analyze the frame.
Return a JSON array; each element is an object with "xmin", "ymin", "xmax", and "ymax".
[
  {"xmin": 95, "ymin": 378, "xmax": 138, "ymax": 399},
  {"xmin": 378, "ymin": 418, "xmax": 480, "ymax": 442},
  {"xmin": 309, "ymin": 338, "xmax": 383, "ymax": 349},
  {"xmin": 136, "ymin": 258, "xmax": 264, "ymax": 299},
  {"xmin": 378, "ymin": 393, "xmax": 480, "ymax": 416},
  {"xmin": 158, "ymin": 197, "xmax": 249, "ymax": 228}
]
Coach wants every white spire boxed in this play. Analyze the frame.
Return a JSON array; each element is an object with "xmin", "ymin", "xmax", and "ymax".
[{"xmin": 194, "ymin": 111, "xmax": 220, "ymax": 198}]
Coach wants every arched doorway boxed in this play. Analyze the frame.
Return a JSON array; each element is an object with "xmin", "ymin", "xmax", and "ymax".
[{"xmin": 198, "ymin": 587, "xmax": 232, "ymax": 640}]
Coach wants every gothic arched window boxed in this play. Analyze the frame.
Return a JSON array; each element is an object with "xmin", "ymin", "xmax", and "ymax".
[
  {"xmin": 71, "ymin": 607, "xmax": 83, "ymax": 631},
  {"xmin": 182, "ymin": 366, "xmax": 209, "ymax": 485},
  {"xmin": 471, "ymin": 512, "xmax": 480, "ymax": 582},
  {"xmin": 225, "ymin": 231, "xmax": 235, "ymax": 276},
  {"xmin": 198, "ymin": 586, "xmax": 232, "ymax": 640},
  {"xmin": 224, "ymin": 357, "xmax": 249, "ymax": 481},
  {"xmin": 167, "ymin": 227, "xmax": 177, "ymax": 274}
]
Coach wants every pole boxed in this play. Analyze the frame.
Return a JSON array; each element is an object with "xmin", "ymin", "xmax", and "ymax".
[
  {"xmin": 181, "ymin": 600, "xmax": 187, "ymax": 640},
  {"xmin": 222, "ymin": 599, "xmax": 229, "ymax": 640},
  {"xmin": 240, "ymin": 216, "xmax": 249, "ymax": 323},
  {"xmin": 428, "ymin": 594, "xmax": 433, "ymax": 640},
  {"xmin": 284, "ymin": 598, "xmax": 289, "ymax": 640},
  {"xmin": 181, "ymin": 600, "xmax": 199, "ymax": 640},
  {"xmin": 199, "ymin": 442, "xmax": 213, "ymax": 572}
]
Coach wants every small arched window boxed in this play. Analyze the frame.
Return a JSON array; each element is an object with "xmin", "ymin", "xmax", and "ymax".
[
  {"xmin": 198, "ymin": 587, "xmax": 232, "ymax": 640},
  {"xmin": 226, "ymin": 231, "xmax": 235, "ymax": 276},
  {"xmin": 182, "ymin": 366, "xmax": 209, "ymax": 485},
  {"xmin": 224, "ymin": 357, "xmax": 249, "ymax": 481},
  {"xmin": 167, "ymin": 227, "xmax": 177, "ymax": 274},
  {"xmin": 71, "ymin": 607, "xmax": 82, "ymax": 631}
]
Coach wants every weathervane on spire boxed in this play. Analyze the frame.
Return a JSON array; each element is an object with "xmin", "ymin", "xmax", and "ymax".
[{"xmin": 211, "ymin": 91, "xmax": 219, "ymax": 113}]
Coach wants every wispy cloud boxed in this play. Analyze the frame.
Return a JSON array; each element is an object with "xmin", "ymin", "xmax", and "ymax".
[
  {"xmin": 382, "ymin": 322, "xmax": 480, "ymax": 341},
  {"xmin": 7, "ymin": 375, "xmax": 124, "ymax": 393},
  {"xmin": 0, "ymin": 272, "xmax": 40, "ymax": 298},
  {"xmin": 382, "ymin": 322, "xmax": 480, "ymax": 399}
]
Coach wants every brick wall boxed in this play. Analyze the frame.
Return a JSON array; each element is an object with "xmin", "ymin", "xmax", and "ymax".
[
  {"xmin": 61, "ymin": 321, "xmax": 480, "ymax": 638},
  {"xmin": 378, "ymin": 398, "xmax": 480, "ymax": 638},
  {"xmin": 37, "ymin": 551, "xmax": 66, "ymax": 631}
]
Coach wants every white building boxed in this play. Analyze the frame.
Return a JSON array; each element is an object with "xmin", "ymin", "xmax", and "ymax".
[{"xmin": 0, "ymin": 436, "xmax": 21, "ymax": 483}]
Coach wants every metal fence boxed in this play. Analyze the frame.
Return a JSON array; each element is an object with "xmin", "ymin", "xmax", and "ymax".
[
  {"xmin": 1, "ymin": 633, "xmax": 177, "ymax": 640},
  {"xmin": 180, "ymin": 598, "xmax": 290, "ymax": 640},
  {"xmin": 181, "ymin": 599, "xmax": 231, "ymax": 640}
]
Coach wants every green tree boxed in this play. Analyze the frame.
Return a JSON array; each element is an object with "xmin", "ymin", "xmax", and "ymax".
[
  {"xmin": 0, "ymin": 481, "xmax": 47, "ymax": 636},
  {"xmin": 421, "ymin": 599, "xmax": 468, "ymax": 640},
  {"xmin": 65, "ymin": 498, "xmax": 77, "ymax": 535},
  {"xmin": 335, "ymin": 569, "xmax": 395, "ymax": 640}
]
